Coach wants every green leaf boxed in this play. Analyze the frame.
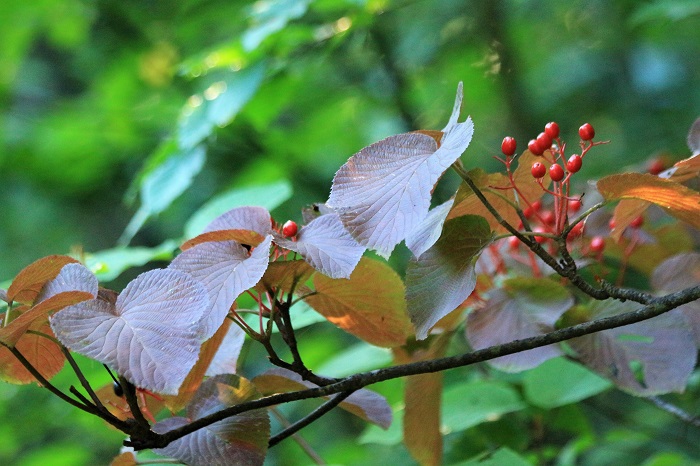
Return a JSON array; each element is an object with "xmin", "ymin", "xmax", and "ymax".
[
  {"xmin": 316, "ymin": 342, "xmax": 393, "ymax": 378},
  {"xmin": 523, "ymin": 357, "xmax": 612, "ymax": 409},
  {"xmin": 452, "ymin": 447, "xmax": 532, "ymax": 466},
  {"xmin": 441, "ymin": 380, "xmax": 526, "ymax": 433},
  {"xmin": 185, "ymin": 180, "xmax": 292, "ymax": 238},
  {"xmin": 85, "ymin": 240, "xmax": 177, "ymax": 282}
]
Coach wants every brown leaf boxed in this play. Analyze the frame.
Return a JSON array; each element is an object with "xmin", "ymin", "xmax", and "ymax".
[
  {"xmin": 7, "ymin": 255, "xmax": 78, "ymax": 304},
  {"xmin": 0, "ymin": 321, "xmax": 64, "ymax": 385},
  {"xmin": 254, "ymin": 260, "xmax": 315, "ymax": 294},
  {"xmin": 109, "ymin": 452, "xmax": 137, "ymax": 466},
  {"xmin": 181, "ymin": 229, "xmax": 266, "ymax": 251}
]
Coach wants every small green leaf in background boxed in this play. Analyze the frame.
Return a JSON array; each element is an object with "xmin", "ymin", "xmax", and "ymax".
[
  {"xmin": 451, "ymin": 447, "xmax": 532, "ymax": 466},
  {"xmin": 85, "ymin": 240, "xmax": 177, "ymax": 282},
  {"xmin": 441, "ymin": 380, "xmax": 526, "ymax": 433},
  {"xmin": 523, "ymin": 357, "xmax": 612, "ymax": 409}
]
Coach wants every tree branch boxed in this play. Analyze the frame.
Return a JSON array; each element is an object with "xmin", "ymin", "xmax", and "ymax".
[{"xmin": 127, "ymin": 284, "xmax": 700, "ymax": 450}]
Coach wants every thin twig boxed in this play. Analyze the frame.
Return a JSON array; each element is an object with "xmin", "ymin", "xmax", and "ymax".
[
  {"xmin": 61, "ymin": 347, "xmax": 105, "ymax": 410},
  {"xmin": 269, "ymin": 408, "xmax": 327, "ymax": 464},
  {"xmin": 646, "ymin": 397, "xmax": 700, "ymax": 428}
]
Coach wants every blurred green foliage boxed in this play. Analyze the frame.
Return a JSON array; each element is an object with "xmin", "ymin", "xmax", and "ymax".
[{"xmin": 1, "ymin": 0, "xmax": 699, "ymax": 464}]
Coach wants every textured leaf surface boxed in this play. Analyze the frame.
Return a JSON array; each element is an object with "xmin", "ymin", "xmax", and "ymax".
[
  {"xmin": 273, "ymin": 213, "xmax": 365, "ymax": 279},
  {"xmin": 597, "ymin": 173, "xmax": 700, "ymax": 229},
  {"xmin": 7, "ymin": 255, "xmax": 79, "ymax": 304},
  {"xmin": 570, "ymin": 300, "xmax": 696, "ymax": 395},
  {"xmin": 170, "ymin": 236, "xmax": 272, "ymax": 340},
  {"xmin": 304, "ymin": 257, "xmax": 413, "ymax": 347},
  {"xmin": 203, "ymin": 206, "xmax": 272, "ymax": 236},
  {"xmin": 154, "ymin": 375, "xmax": 269, "ymax": 466},
  {"xmin": 328, "ymin": 83, "xmax": 474, "ymax": 258},
  {"xmin": 405, "ymin": 198, "xmax": 454, "ymax": 258},
  {"xmin": 651, "ymin": 253, "xmax": 700, "ymax": 345},
  {"xmin": 50, "ymin": 269, "xmax": 209, "ymax": 395},
  {"xmin": 406, "ymin": 215, "xmax": 492, "ymax": 340},
  {"xmin": 523, "ymin": 357, "xmax": 611, "ymax": 409},
  {"xmin": 253, "ymin": 367, "xmax": 392, "ymax": 429},
  {"xmin": 466, "ymin": 277, "xmax": 573, "ymax": 372}
]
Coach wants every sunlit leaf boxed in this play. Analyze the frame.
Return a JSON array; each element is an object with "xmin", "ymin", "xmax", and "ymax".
[
  {"xmin": 597, "ymin": 173, "xmax": 700, "ymax": 229},
  {"xmin": 304, "ymin": 257, "xmax": 413, "ymax": 347},
  {"xmin": 522, "ymin": 357, "xmax": 612, "ymax": 409},
  {"xmin": 50, "ymin": 269, "xmax": 209, "ymax": 395},
  {"xmin": 407, "ymin": 215, "xmax": 492, "ymax": 340},
  {"xmin": 405, "ymin": 199, "xmax": 454, "ymax": 258},
  {"xmin": 273, "ymin": 213, "xmax": 365, "ymax": 279},
  {"xmin": 242, "ymin": 0, "xmax": 310, "ymax": 51},
  {"xmin": 0, "ymin": 321, "xmax": 64, "ymax": 385},
  {"xmin": 253, "ymin": 367, "xmax": 392, "ymax": 429},
  {"xmin": 206, "ymin": 320, "xmax": 246, "ymax": 377},
  {"xmin": 7, "ymin": 255, "xmax": 79, "ymax": 304},
  {"xmin": 154, "ymin": 375, "xmax": 269, "ymax": 466},
  {"xmin": 328, "ymin": 83, "xmax": 474, "ymax": 258},
  {"xmin": 184, "ymin": 181, "xmax": 292, "ymax": 238},
  {"xmin": 651, "ymin": 252, "xmax": 700, "ymax": 345},
  {"xmin": 570, "ymin": 300, "xmax": 696, "ymax": 395},
  {"xmin": 170, "ymin": 236, "xmax": 272, "ymax": 340},
  {"xmin": 85, "ymin": 241, "xmax": 177, "ymax": 282},
  {"xmin": 466, "ymin": 277, "xmax": 573, "ymax": 372}
]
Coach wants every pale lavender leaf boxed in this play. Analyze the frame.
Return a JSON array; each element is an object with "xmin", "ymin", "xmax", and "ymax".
[
  {"xmin": 406, "ymin": 215, "xmax": 492, "ymax": 340},
  {"xmin": 405, "ymin": 199, "xmax": 454, "ymax": 258},
  {"xmin": 273, "ymin": 213, "xmax": 365, "ymax": 279},
  {"xmin": 205, "ymin": 323, "xmax": 246, "ymax": 377},
  {"xmin": 170, "ymin": 235, "xmax": 272, "ymax": 340},
  {"xmin": 466, "ymin": 278, "xmax": 573, "ymax": 372},
  {"xmin": 50, "ymin": 269, "xmax": 209, "ymax": 395},
  {"xmin": 154, "ymin": 374, "xmax": 269, "ymax": 466},
  {"xmin": 570, "ymin": 300, "xmax": 696, "ymax": 395},
  {"xmin": 204, "ymin": 206, "xmax": 272, "ymax": 236},
  {"xmin": 688, "ymin": 117, "xmax": 700, "ymax": 155},
  {"xmin": 0, "ymin": 289, "xmax": 8, "ymax": 303},
  {"xmin": 36, "ymin": 263, "xmax": 98, "ymax": 303},
  {"xmin": 327, "ymin": 83, "xmax": 474, "ymax": 258}
]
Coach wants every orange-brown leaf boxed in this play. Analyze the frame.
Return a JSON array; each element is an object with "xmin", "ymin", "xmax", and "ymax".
[
  {"xmin": 0, "ymin": 321, "xmax": 64, "ymax": 385},
  {"xmin": 181, "ymin": 229, "xmax": 265, "ymax": 251},
  {"xmin": 7, "ymin": 255, "xmax": 78, "ymax": 304},
  {"xmin": 110, "ymin": 452, "xmax": 137, "ymax": 466},
  {"xmin": 304, "ymin": 257, "xmax": 413, "ymax": 347},
  {"xmin": 598, "ymin": 173, "xmax": 700, "ymax": 229},
  {"xmin": 254, "ymin": 260, "xmax": 315, "ymax": 294}
]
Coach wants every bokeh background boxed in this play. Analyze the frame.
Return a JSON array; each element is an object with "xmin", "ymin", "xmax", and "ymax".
[{"xmin": 1, "ymin": 0, "xmax": 699, "ymax": 465}]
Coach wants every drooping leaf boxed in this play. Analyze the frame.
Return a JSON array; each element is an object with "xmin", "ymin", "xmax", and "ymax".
[
  {"xmin": 203, "ymin": 206, "xmax": 272, "ymax": 236},
  {"xmin": 7, "ymin": 255, "xmax": 79, "ymax": 304},
  {"xmin": 153, "ymin": 375, "xmax": 269, "ymax": 466},
  {"xmin": 85, "ymin": 241, "xmax": 178, "ymax": 283},
  {"xmin": 253, "ymin": 367, "xmax": 392, "ymax": 429},
  {"xmin": 597, "ymin": 173, "xmax": 700, "ymax": 229},
  {"xmin": 0, "ymin": 321, "xmax": 64, "ymax": 385},
  {"xmin": 688, "ymin": 116, "xmax": 700, "ymax": 155},
  {"xmin": 273, "ymin": 213, "xmax": 365, "ymax": 279},
  {"xmin": 304, "ymin": 257, "xmax": 413, "ymax": 347},
  {"xmin": 50, "ymin": 269, "xmax": 209, "ymax": 395},
  {"xmin": 184, "ymin": 180, "xmax": 292, "ymax": 238},
  {"xmin": 651, "ymin": 252, "xmax": 700, "ymax": 345},
  {"xmin": 522, "ymin": 357, "xmax": 612, "ymax": 409},
  {"xmin": 1, "ymin": 264, "xmax": 97, "ymax": 347},
  {"xmin": 466, "ymin": 277, "xmax": 574, "ymax": 372},
  {"xmin": 405, "ymin": 198, "xmax": 454, "ymax": 258},
  {"xmin": 327, "ymin": 83, "xmax": 474, "ymax": 258},
  {"xmin": 570, "ymin": 300, "xmax": 696, "ymax": 395},
  {"xmin": 206, "ymin": 320, "xmax": 246, "ymax": 377},
  {"xmin": 441, "ymin": 380, "xmax": 526, "ymax": 432},
  {"xmin": 169, "ymin": 235, "xmax": 273, "ymax": 340},
  {"xmin": 406, "ymin": 215, "xmax": 492, "ymax": 340}
]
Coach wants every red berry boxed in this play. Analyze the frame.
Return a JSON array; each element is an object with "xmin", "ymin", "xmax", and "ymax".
[
  {"xmin": 531, "ymin": 162, "xmax": 546, "ymax": 178},
  {"xmin": 648, "ymin": 159, "xmax": 665, "ymax": 175},
  {"xmin": 549, "ymin": 163, "xmax": 565, "ymax": 182},
  {"xmin": 579, "ymin": 123, "xmax": 595, "ymax": 141},
  {"xmin": 590, "ymin": 236, "xmax": 605, "ymax": 253},
  {"xmin": 501, "ymin": 136, "xmax": 517, "ymax": 156},
  {"xmin": 507, "ymin": 236, "xmax": 520, "ymax": 250},
  {"xmin": 528, "ymin": 139, "xmax": 545, "ymax": 156},
  {"xmin": 540, "ymin": 210, "xmax": 555, "ymax": 225},
  {"xmin": 630, "ymin": 215, "xmax": 644, "ymax": 228},
  {"xmin": 536, "ymin": 132, "xmax": 553, "ymax": 151},
  {"xmin": 533, "ymin": 226, "xmax": 547, "ymax": 244},
  {"xmin": 567, "ymin": 222, "xmax": 584, "ymax": 240},
  {"xmin": 282, "ymin": 220, "xmax": 298, "ymax": 237},
  {"xmin": 608, "ymin": 218, "xmax": 616, "ymax": 230},
  {"xmin": 566, "ymin": 154, "xmax": 583, "ymax": 173},
  {"xmin": 568, "ymin": 198, "xmax": 582, "ymax": 213},
  {"xmin": 544, "ymin": 122, "xmax": 560, "ymax": 139},
  {"xmin": 531, "ymin": 200, "xmax": 542, "ymax": 212}
]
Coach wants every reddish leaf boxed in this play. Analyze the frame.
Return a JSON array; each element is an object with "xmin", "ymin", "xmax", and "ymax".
[
  {"xmin": 328, "ymin": 83, "xmax": 474, "ymax": 258},
  {"xmin": 466, "ymin": 277, "xmax": 573, "ymax": 372},
  {"xmin": 570, "ymin": 300, "xmax": 696, "ymax": 395},
  {"xmin": 597, "ymin": 173, "xmax": 700, "ymax": 229},
  {"xmin": 255, "ymin": 260, "xmax": 315, "ymax": 294},
  {"xmin": 50, "ymin": 269, "xmax": 209, "ymax": 395},
  {"xmin": 661, "ymin": 153, "xmax": 700, "ymax": 183},
  {"xmin": 304, "ymin": 257, "xmax": 413, "ymax": 347},
  {"xmin": 95, "ymin": 382, "xmax": 166, "ymax": 423},
  {"xmin": 0, "ymin": 321, "xmax": 64, "ymax": 385},
  {"xmin": 182, "ymin": 229, "xmax": 266, "ymax": 251},
  {"xmin": 406, "ymin": 215, "xmax": 492, "ymax": 340},
  {"xmin": 109, "ymin": 452, "xmax": 137, "ymax": 466},
  {"xmin": 273, "ymin": 213, "xmax": 365, "ymax": 279},
  {"xmin": 154, "ymin": 375, "xmax": 269, "ymax": 466},
  {"xmin": 7, "ymin": 255, "xmax": 78, "ymax": 304},
  {"xmin": 253, "ymin": 367, "xmax": 392, "ymax": 429},
  {"xmin": 170, "ymin": 235, "xmax": 273, "ymax": 340}
]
